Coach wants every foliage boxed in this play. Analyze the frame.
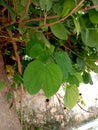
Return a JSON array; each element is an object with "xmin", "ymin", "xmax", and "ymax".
[
  {"xmin": 0, "ymin": 0, "xmax": 98, "ymax": 109},
  {"xmin": 0, "ymin": 81, "xmax": 5, "ymax": 90}
]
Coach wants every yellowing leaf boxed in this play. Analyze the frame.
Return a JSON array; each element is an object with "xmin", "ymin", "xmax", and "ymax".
[
  {"xmin": 6, "ymin": 65, "xmax": 15, "ymax": 77},
  {"xmin": 64, "ymin": 85, "xmax": 79, "ymax": 109}
]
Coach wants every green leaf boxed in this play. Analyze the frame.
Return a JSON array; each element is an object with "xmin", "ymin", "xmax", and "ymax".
[
  {"xmin": 73, "ymin": 16, "xmax": 80, "ymax": 36},
  {"xmin": 60, "ymin": 0, "xmax": 75, "ymax": 18},
  {"xmin": 39, "ymin": 0, "xmax": 52, "ymax": 11},
  {"xmin": 0, "ymin": 81, "xmax": 5, "ymax": 90},
  {"xmin": 6, "ymin": 92, "xmax": 12, "ymax": 100},
  {"xmin": 89, "ymin": 9, "xmax": 98, "ymax": 24},
  {"xmin": 38, "ymin": 50, "xmax": 50, "ymax": 62},
  {"xmin": 30, "ymin": 44, "xmax": 44, "ymax": 59},
  {"xmin": 75, "ymin": 72, "xmax": 83, "ymax": 83},
  {"xmin": 50, "ymin": 23, "xmax": 68, "ymax": 40},
  {"xmin": 76, "ymin": 57, "xmax": 85, "ymax": 70},
  {"xmin": 82, "ymin": 72, "xmax": 93, "ymax": 85},
  {"xmin": 55, "ymin": 51, "xmax": 74, "ymax": 80},
  {"xmin": 53, "ymin": 3, "xmax": 62, "ymax": 16},
  {"xmin": 67, "ymin": 75, "xmax": 79, "ymax": 86},
  {"xmin": 13, "ymin": 74, "xmax": 23, "ymax": 84},
  {"xmin": 23, "ymin": 60, "xmax": 63, "ymax": 97},
  {"xmin": 64, "ymin": 85, "xmax": 79, "ymax": 109},
  {"xmin": 21, "ymin": 0, "xmax": 27, "ymax": 6},
  {"xmin": 81, "ymin": 28, "xmax": 98, "ymax": 48},
  {"xmin": 26, "ymin": 39, "xmax": 44, "ymax": 58},
  {"xmin": 35, "ymin": 32, "xmax": 52, "ymax": 50},
  {"xmin": 42, "ymin": 63, "xmax": 63, "ymax": 97},
  {"xmin": 91, "ymin": 0, "xmax": 98, "ymax": 11}
]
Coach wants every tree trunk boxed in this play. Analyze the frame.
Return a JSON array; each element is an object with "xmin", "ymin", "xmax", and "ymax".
[{"xmin": 0, "ymin": 52, "xmax": 22, "ymax": 130}]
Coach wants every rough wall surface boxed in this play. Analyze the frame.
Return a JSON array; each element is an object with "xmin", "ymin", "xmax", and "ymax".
[{"xmin": 0, "ymin": 53, "xmax": 22, "ymax": 130}]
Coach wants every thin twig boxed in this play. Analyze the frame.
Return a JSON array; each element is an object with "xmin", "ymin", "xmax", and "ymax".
[
  {"xmin": 19, "ymin": 0, "xmax": 31, "ymax": 23},
  {"xmin": 81, "ymin": 4, "xmax": 98, "ymax": 12},
  {"xmin": 0, "ymin": 35, "xmax": 23, "ymax": 42},
  {"xmin": 1, "ymin": 3, "xmax": 98, "ymax": 30},
  {"xmin": 7, "ymin": 30, "xmax": 23, "ymax": 126},
  {"xmin": 78, "ymin": 103, "xmax": 96, "ymax": 114},
  {"xmin": 0, "ymin": 21, "xmax": 16, "ymax": 30},
  {"xmin": 44, "ymin": 11, "xmax": 47, "ymax": 25},
  {"xmin": 7, "ymin": 30, "xmax": 22, "ymax": 74},
  {"xmin": 35, "ymin": 0, "xmax": 85, "ymax": 29},
  {"xmin": 21, "ymin": 4, "xmax": 98, "ymax": 25},
  {"xmin": 22, "ymin": 15, "xmax": 58, "ymax": 24}
]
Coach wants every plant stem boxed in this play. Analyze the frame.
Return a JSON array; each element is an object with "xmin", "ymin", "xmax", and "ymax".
[
  {"xmin": 7, "ymin": 30, "xmax": 23, "ymax": 126},
  {"xmin": 80, "ymin": 4, "xmax": 98, "ymax": 12},
  {"xmin": 35, "ymin": 0, "xmax": 85, "ymax": 29},
  {"xmin": 19, "ymin": 0, "xmax": 31, "ymax": 23}
]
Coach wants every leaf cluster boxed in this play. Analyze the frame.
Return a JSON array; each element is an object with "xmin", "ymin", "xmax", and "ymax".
[{"xmin": 0, "ymin": 0, "xmax": 98, "ymax": 109}]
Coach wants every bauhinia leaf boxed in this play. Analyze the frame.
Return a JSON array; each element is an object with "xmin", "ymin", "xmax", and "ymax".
[
  {"xmin": 91, "ymin": 0, "xmax": 98, "ymax": 11},
  {"xmin": 64, "ymin": 85, "xmax": 79, "ymax": 109},
  {"xmin": 50, "ymin": 23, "xmax": 68, "ymax": 40},
  {"xmin": 89, "ymin": 9, "xmax": 98, "ymax": 24},
  {"xmin": 39, "ymin": 0, "xmax": 52, "ymax": 11},
  {"xmin": 23, "ymin": 60, "xmax": 63, "ymax": 97},
  {"xmin": 26, "ymin": 39, "xmax": 44, "ymax": 59},
  {"xmin": 55, "ymin": 51, "xmax": 74, "ymax": 80},
  {"xmin": 67, "ymin": 74, "xmax": 79, "ymax": 87},
  {"xmin": 60, "ymin": 0, "xmax": 75, "ymax": 18},
  {"xmin": 81, "ymin": 28, "xmax": 98, "ymax": 48},
  {"xmin": 82, "ymin": 71, "xmax": 93, "ymax": 85}
]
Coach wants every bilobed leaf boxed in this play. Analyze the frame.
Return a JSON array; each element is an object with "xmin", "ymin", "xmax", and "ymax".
[
  {"xmin": 42, "ymin": 63, "xmax": 63, "ymax": 97},
  {"xmin": 60, "ymin": 0, "xmax": 75, "ymax": 18},
  {"xmin": 89, "ymin": 9, "xmax": 98, "ymax": 24},
  {"xmin": 55, "ymin": 51, "xmax": 74, "ymax": 80},
  {"xmin": 0, "ymin": 81, "xmax": 5, "ymax": 90},
  {"xmin": 81, "ymin": 28, "xmax": 98, "ymax": 48},
  {"xmin": 23, "ymin": 60, "xmax": 63, "ymax": 97},
  {"xmin": 64, "ymin": 85, "xmax": 79, "ymax": 109},
  {"xmin": 39, "ymin": 0, "xmax": 52, "ymax": 11},
  {"xmin": 50, "ymin": 23, "xmax": 68, "ymax": 40}
]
